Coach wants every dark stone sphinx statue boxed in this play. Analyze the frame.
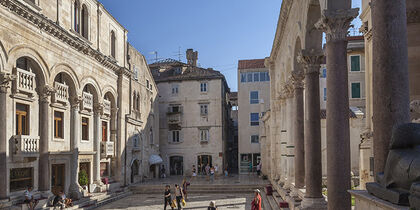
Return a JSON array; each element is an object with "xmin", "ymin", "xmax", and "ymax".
[{"xmin": 366, "ymin": 123, "xmax": 420, "ymax": 208}]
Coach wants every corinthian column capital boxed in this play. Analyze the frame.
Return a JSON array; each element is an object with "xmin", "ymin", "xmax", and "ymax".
[
  {"xmin": 298, "ymin": 49, "xmax": 325, "ymax": 75},
  {"xmin": 315, "ymin": 8, "xmax": 359, "ymax": 42},
  {"xmin": 71, "ymin": 95, "xmax": 83, "ymax": 109},
  {"xmin": 40, "ymin": 84, "xmax": 56, "ymax": 103},
  {"xmin": 291, "ymin": 70, "xmax": 305, "ymax": 89},
  {"xmin": 0, "ymin": 72, "xmax": 16, "ymax": 93}
]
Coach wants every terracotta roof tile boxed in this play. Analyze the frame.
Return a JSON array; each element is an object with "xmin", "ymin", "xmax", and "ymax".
[{"xmin": 238, "ymin": 59, "xmax": 266, "ymax": 69}]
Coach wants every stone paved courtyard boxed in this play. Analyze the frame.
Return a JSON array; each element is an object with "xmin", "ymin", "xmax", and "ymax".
[{"xmin": 100, "ymin": 193, "xmax": 254, "ymax": 210}]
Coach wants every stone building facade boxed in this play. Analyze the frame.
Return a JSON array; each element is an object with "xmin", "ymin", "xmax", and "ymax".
[
  {"xmin": 150, "ymin": 49, "xmax": 231, "ymax": 177},
  {"xmin": 237, "ymin": 59, "xmax": 270, "ymax": 174},
  {"xmin": 0, "ymin": 0, "xmax": 159, "ymax": 204}
]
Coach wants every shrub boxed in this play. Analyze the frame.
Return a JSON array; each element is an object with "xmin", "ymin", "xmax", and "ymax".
[{"xmin": 78, "ymin": 170, "xmax": 89, "ymax": 186}]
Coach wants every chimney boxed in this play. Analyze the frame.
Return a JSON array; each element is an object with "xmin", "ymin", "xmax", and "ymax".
[{"xmin": 186, "ymin": 49, "xmax": 198, "ymax": 67}]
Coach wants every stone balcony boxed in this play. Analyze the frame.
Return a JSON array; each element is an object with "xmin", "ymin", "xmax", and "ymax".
[
  {"xmin": 101, "ymin": 141, "xmax": 114, "ymax": 158},
  {"xmin": 167, "ymin": 111, "xmax": 182, "ymax": 124},
  {"xmin": 14, "ymin": 68, "xmax": 36, "ymax": 97},
  {"xmin": 13, "ymin": 135, "xmax": 40, "ymax": 158},
  {"xmin": 53, "ymin": 81, "xmax": 69, "ymax": 104},
  {"xmin": 103, "ymin": 99, "xmax": 111, "ymax": 115},
  {"xmin": 82, "ymin": 92, "xmax": 93, "ymax": 111}
]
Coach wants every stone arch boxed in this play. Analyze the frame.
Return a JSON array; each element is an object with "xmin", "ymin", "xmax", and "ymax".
[
  {"xmin": 102, "ymin": 85, "xmax": 117, "ymax": 107},
  {"xmin": 304, "ymin": 2, "xmax": 323, "ymax": 51},
  {"xmin": 50, "ymin": 63, "xmax": 80, "ymax": 92},
  {"xmin": 293, "ymin": 36, "xmax": 304, "ymax": 73},
  {"xmin": 7, "ymin": 45, "xmax": 50, "ymax": 85},
  {"xmin": 0, "ymin": 40, "xmax": 6, "ymax": 72},
  {"xmin": 79, "ymin": 76, "xmax": 102, "ymax": 100}
]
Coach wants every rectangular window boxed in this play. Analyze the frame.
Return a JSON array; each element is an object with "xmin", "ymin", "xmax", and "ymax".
[
  {"xmin": 169, "ymin": 105, "xmax": 180, "ymax": 113},
  {"xmin": 260, "ymin": 72, "xmax": 266, "ymax": 81},
  {"xmin": 250, "ymin": 91, "xmax": 259, "ymax": 104},
  {"xmin": 102, "ymin": 121, "xmax": 108, "ymax": 142},
  {"xmin": 251, "ymin": 135, "xmax": 259, "ymax": 143},
  {"xmin": 350, "ymin": 55, "xmax": 361, "ymax": 71},
  {"xmin": 10, "ymin": 168, "xmax": 33, "ymax": 192},
  {"xmin": 54, "ymin": 111, "xmax": 64, "ymax": 139},
  {"xmin": 16, "ymin": 103, "xmax": 29, "ymax": 135},
  {"xmin": 82, "ymin": 117, "xmax": 89, "ymax": 140},
  {"xmin": 253, "ymin": 72, "xmax": 260, "ymax": 82},
  {"xmin": 351, "ymin": 82, "xmax": 361, "ymax": 98},
  {"xmin": 250, "ymin": 113, "xmax": 259, "ymax": 126},
  {"xmin": 171, "ymin": 84, "xmax": 179, "ymax": 95},
  {"xmin": 323, "ymin": 88, "xmax": 327, "ymax": 101},
  {"xmin": 322, "ymin": 68, "xmax": 327, "ymax": 78},
  {"xmin": 240, "ymin": 73, "xmax": 247, "ymax": 83},
  {"xmin": 200, "ymin": 82, "xmax": 208, "ymax": 92},
  {"xmin": 247, "ymin": 73, "xmax": 253, "ymax": 82},
  {"xmin": 200, "ymin": 104, "xmax": 208, "ymax": 116},
  {"xmin": 172, "ymin": 130, "xmax": 180, "ymax": 142},
  {"xmin": 266, "ymin": 72, "xmax": 270, "ymax": 81},
  {"xmin": 200, "ymin": 129, "xmax": 209, "ymax": 142}
]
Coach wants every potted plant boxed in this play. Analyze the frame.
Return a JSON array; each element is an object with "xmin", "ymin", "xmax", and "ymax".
[{"xmin": 78, "ymin": 170, "xmax": 89, "ymax": 196}]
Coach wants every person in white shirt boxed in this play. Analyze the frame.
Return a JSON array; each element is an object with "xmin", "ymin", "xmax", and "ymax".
[
  {"xmin": 24, "ymin": 186, "xmax": 38, "ymax": 210},
  {"xmin": 214, "ymin": 165, "xmax": 219, "ymax": 179}
]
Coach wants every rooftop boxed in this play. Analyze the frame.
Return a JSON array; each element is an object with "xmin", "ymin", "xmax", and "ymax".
[{"xmin": 238, "ymin": 59, "xmax": 266, "ymax": 70}]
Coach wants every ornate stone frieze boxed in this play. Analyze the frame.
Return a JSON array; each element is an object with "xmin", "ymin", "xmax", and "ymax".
[
  {"xmin": 291, "ymin": 70, "xmax": 304, "ymax": 89},
  {"xmin": 297, "ymin": 49, "xmax": 325, "ymax": 75},
  {"xmin": 0, "ymin": 0, "xmax": 132, "ymax": 77},
  {"xmin": 40, "ymin": 84, "xmax": 55, "ymax": 103},
  {"xmin": 407, "ymin": 8, "xmax": 420, "ymax": 24},
  {"xmin": 270, "ymin": 0, "xmax": 293, "ymax": 61},
  {"xmin": 315, "ymin": 8, "xmax": 359, "ymax": 42},
  {"xmin": 0, "ymin": 72, "xmax": 16, "ymax": 93}
]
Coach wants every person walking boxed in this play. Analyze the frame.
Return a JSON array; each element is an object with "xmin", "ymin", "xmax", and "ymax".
[
  {"xmin": 205, "ymin": 164, "xmax": 210, "ymax": 181},
  {"xmin": 214, "ymin": 164, "xmax": 219, "ymax": 179},
  {"xmin": 208, "ymin": 201, "xmax": 218, "ymax": 210},
  {"xmin": 161, "ymin": 165, "xmax": 166, "ymax": 178},
  {"xmin": 182, "ymin": 178, "xmax": 190, "ymax": 200},
  {"xmin": 210, "ymin": 166, "xmax": 215, "ymax": 183},
  {"xmin": 224, "ymin": 167, "xmax": 228, "ymax": 177},
  {"xmin": 248, "ymin": 161, "xmax": 253, "ymax": 175},
  {"xmin": 174, "ymin": 184, "xmax": 184, "ymax": 210},
  {"xmin": 256, "ymin": 162, "xmax": 261, "ymax": 176},
  {"xmin": 191, "ymin": 165, "xmax": 197, "ymax": 181},
  {"xmin": 164, "ymin": 185, "xmax": 174, "ymax": 210},
  {"xmin": 251, "ymin": 189, "xmax": 262, "ymax": 210}
]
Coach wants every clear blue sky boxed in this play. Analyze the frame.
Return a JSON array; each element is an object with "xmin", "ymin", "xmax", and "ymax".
[{"xmin": 99, "ymin": 0, "xmax": 362, "ymax": 91}]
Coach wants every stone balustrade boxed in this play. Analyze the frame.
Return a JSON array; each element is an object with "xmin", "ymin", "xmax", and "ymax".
[
  {"xmin": 54, "ymin": 82, "xmax": 69, "ymax": 103},
  {"xmin": 103, "ymin": 99, "xmax": 111, "ymax": 115},
  {"xmin": 101, "ymin": 141, "xmax": 114, "ymax": 158},
  {"xmin": 16, "ymin": 68, "xmax": 35, "ymax": 95},
  {"xmin": 167, "ymin": 113, "xmax": 182, "ymax": 123},
  {"xmin": 82, "ymin": 92, "xmax": 93, "ymax": 110},
  {"xmin": 13, "ymin": 135, "xmax": 40, "ymax": 157}
]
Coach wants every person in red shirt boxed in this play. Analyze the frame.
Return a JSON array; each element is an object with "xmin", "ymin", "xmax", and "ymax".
[{"xmin": 251, "ymin": 189, "xmax": 262, "ymax": 210}]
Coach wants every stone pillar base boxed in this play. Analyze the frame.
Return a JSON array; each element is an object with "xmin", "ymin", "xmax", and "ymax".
[
  {"xmin": 40, "ymin": 190, "xmax": 53, "ymax": 198},
  {"xmin": 69, "ymin": 185, "xmax": 83, "ymax": 200},
  {"xmin": 299, "ymin": 197, "xmax": 327, "ymax": 210},
  {"xmin": 94, "ymin": 180, "xmax": 106, "ymax": 192},
  {"xmin": 290, "ymin": 187, "xmax": 303, "ymax": 201}
]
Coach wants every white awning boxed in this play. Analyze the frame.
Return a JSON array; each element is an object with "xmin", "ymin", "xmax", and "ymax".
[{"xmin": 149, "ymin": 154, "xmax": 163, "ymax": 165}]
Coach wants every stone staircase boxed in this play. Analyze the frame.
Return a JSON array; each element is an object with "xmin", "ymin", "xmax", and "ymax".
[{"xmin": 130, "ymin": 183, "xmax": 267, "ymax": 194}]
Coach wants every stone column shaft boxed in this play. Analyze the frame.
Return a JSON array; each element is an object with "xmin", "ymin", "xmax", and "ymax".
[
  {"xmin": 316, "ymin": 8, "xmax": 358, "ymax": 210},
  {"xmin": 69, "ymin": 97, "xmax": 82, "ymax": 199},
  {"xmin": 0, "ymin": 74, "xmax": 12, "ymax": 199},
  {"xmin": 371, "ymin": 0, "xmax": 410, "ymax": 176},
  {"xmin": 39, "ymin": 97, "xmax": 50, "ymax": 192},
  {"xmin": 293, "ymin": 71, "xmax": 305, "ymax": 189},
  {"xmin": 93, "ymin": 107, "xmax": 103, "ymax": 187}
]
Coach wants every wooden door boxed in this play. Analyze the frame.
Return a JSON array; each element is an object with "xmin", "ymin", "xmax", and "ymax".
[{"xmin": 51, "ymin": 164, "xmax": 65, "ymax": 195}]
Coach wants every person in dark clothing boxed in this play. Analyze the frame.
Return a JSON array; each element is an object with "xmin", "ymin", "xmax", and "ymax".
[
  {"xmin": 174, "ymin": 184, "xmax": 184, "ymax": 210},
  {"xmin": 164, "ymin": 185, "xmax": 174, "ymax": 210},
  {"xmin": 208, "ymin": 201, "xmax": 218, "ymax": 210},
  {"xmin": 52, "ymin": 191, "xmax": 65, "ymax": 209}
]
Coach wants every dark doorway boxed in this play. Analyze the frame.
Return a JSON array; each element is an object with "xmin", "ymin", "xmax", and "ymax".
[
  {"xmin": 51, "ymin": 164, "xmax": 65, "ymax": 195},
  {"xmin": 131, "ymin": 160, "xmax": 139, "ymax": 183},
  {"xmin": 170, "ymin": 156, "xmax": 183, "ymax": 176},
  {"xmin": 150, "ymin": 165, "xmax": 156, "ymax": 178},
  {"xmin": 197, "ymin": 155, "xmax": 212, "ymax": 175}
]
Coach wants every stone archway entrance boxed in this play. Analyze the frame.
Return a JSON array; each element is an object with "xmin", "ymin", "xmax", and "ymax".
[
  {"xmin": 197, "ymin": 155, "xmax": 212, "ymax": 175},
  {"xmin": 131, "ymin": 160, "xmax": 139, "ymax": 183},
  {"xmin": 169, "ymin": 156, "xmax": 183, "ymax": 176}
]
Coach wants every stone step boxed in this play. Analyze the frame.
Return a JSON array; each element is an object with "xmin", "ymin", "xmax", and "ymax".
[
  {"xmin": 266, "ymin": 193, "xmax": 279, "ymax": 210},
  {"xmin": 260, "ymin": 191, "xmax": 273, "ymax": 210}
]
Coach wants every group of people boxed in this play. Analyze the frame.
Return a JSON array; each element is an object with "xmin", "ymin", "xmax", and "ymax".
[
  {"xmin": 23, "ymin": 186, "xmax": 72, "ymax": 210},
  {"xmin": 164, "ymin": 183, "xmax": 187, "ymax": 210}
]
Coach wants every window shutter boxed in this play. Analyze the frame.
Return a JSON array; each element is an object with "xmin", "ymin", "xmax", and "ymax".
[
  {"xmin": 180, "ymin": 130, "xmax": 184, "ymax": 142},
  {"xmin": 168, "ymin": 131, "xmax": 172, "ymax": 143},
  {"xmin": 179, "ymin": 106, "xmax": 183, "ymax": 113}
]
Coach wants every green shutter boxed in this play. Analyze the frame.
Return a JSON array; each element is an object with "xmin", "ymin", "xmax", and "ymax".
[
  {"xmin": 351, "ymin": 56, "xmax": 360, "ymax": 71},
  {"xmin": 352, "ymin": 83, "xmax": 361, "ymax": 98}
]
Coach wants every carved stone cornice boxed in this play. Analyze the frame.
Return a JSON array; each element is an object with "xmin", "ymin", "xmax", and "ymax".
[
  {"xmin": 359, "ymin": 22, "xmax": 372, "ymax": 41},
  {"xmin": 40, "ymin": 84, "xmax": 55, "ymax": 103},
  {"xmin": 297, "ymin": 49, "xmax": 325, "ymax": 75},
  {"xmin": 281, "ymin": 79, "xmax": 294, "ymax": 99},
  {"xmin": 70, "ymin": 95, "xmax": 83, "ymax": 109},
  {"xmin": 291, "ymin": 70, "xmax": 304, "ymax": 89},
  {"xmin": 0, "ymin": 0, "xmax": 125, "ymax": 74},
  {"xmin": 0, "ymin": 72, "xmax": 16, "ymax": 93},
  {"xmin": 407, "ymin": 8, "xmax": 420, "ymax": 24},
  {"xmin": 269, "ymin": 0, "xmax": 293, "ymax": 61},
  {"xmin": 315, "ymin": 8, "xmax": 359, "ymax": 42}
]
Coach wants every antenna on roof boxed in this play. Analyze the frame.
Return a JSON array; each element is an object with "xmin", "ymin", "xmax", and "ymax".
[{"xmin": 172, "ymin": 47, "xmax": 182, "ymax": 62}]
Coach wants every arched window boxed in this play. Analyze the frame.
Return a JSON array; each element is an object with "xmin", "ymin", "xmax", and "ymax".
[
  {"xmin": 110, "ymin": 31, "xmax": 116, "ymax": 58},
  {"xmin": 133, "ymin": 92, "xmax": 136, "ymax": 110},
  {"xmin": 81, "ymin": 5, "xmax": 89, "ymax": 39},
  {"xmin": 137, "ymin": 93, "xmax": 141, "ymax": 111},
  {"xmin": 74, "ymin": 1, "xmax": 80, "ymax": 33}
]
